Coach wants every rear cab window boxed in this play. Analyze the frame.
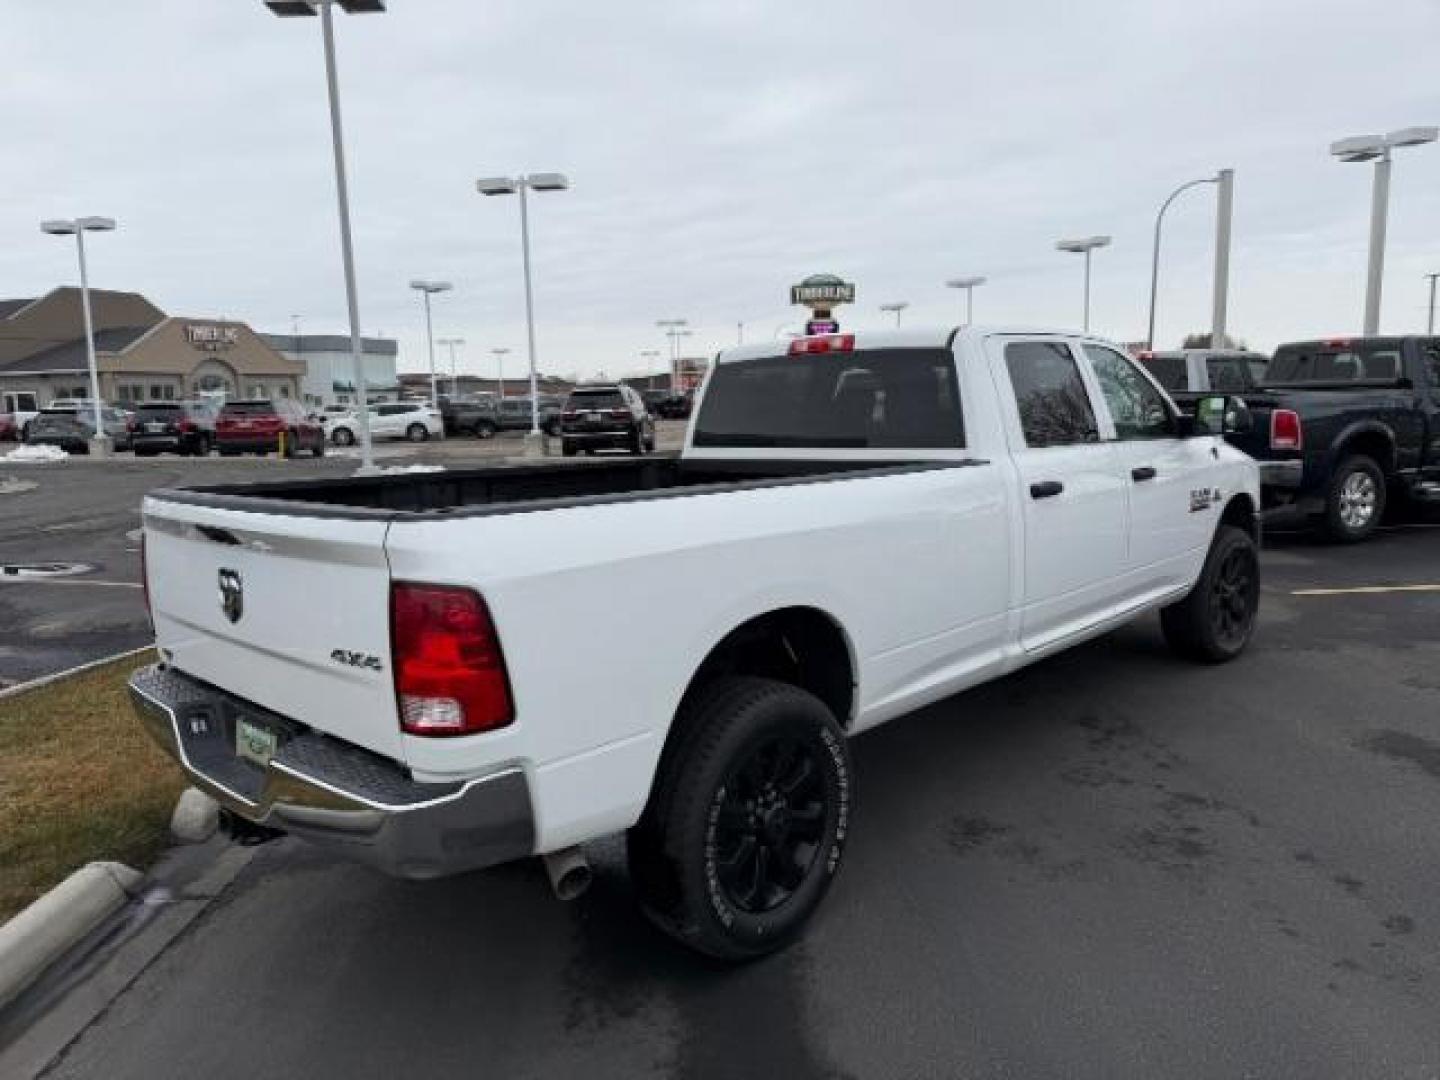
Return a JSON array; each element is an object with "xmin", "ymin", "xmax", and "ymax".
[
  {"xmin": 1003, "ymin": 342, "xmax": 1099, "ymax": 448},
  {"xmin": 1267, "ymin": 342, "xmax": 1404, "ymax": 383},
  {"xmin": 567, "ymin": 389, "xmax": 625, "ymax": 410},
  {"xmin": 1138, "ymin": 354, "xmax": 1188, "ymax": 391},
  {"xmin": 221, "ymin": 400, "xmax": 277, "ymax": 417},
  {"xmin": 693, "ymin": 347, "xmax": 964, "ymax": 449}
]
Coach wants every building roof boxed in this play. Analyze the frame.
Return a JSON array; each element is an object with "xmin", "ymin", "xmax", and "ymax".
[
  {"xmin": 0, "ymin": 298, "xmax": 37, "ymax": 320},
  {"xmin": 0, "ymin": 327, "xmax": 154, "ymax": 374},
  {"xmin": 260, "ymin": 333, "xmax": 398, "ymax": 356}
]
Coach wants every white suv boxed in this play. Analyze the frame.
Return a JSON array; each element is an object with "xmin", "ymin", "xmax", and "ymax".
[{"xmin": 329, "ymin": 402, "xmax": 444, "ymax": 445}]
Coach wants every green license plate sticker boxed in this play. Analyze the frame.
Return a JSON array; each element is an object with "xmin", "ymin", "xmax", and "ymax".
[{"xmin": 236, "ymin": 717, "xmax": 279, "ymax": 767}]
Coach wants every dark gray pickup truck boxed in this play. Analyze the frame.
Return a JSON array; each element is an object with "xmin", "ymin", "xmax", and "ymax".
[{"xmin": 1231, "ymin": 336, "xmax": 1440, "ymax": 541}]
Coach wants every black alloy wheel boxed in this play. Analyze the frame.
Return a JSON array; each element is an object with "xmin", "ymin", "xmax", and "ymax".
[{"xmin": 1160, "ymin": 525, "xmax": 1259, "ymax": 663}]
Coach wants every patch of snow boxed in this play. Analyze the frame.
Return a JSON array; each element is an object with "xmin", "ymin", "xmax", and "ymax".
[
  {"xmin": 366, "ymin": 464, "xmax": 446, "ymax": 475},
  {"xmin": 3, "ymin": 444, "xmax": 68, "ymax": 463}
]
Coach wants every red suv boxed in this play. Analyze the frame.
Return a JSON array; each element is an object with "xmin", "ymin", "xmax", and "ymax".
[{"xmin": 215, "ymin": 399, "xmax": 325, "ymax": 458}]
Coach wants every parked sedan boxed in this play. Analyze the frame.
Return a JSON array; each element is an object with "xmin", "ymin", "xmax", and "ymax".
[
  {"xmin": 130, "ymin": 400, "xmax": 217, "ymax": 457},
  {"xmin": 328, "ymin": 401, "xmax": 444, "ymax": 445},
  {"xmin": 24, "ymin": 406, "xmax": 133, "ymax": 453},
  {"xmin": 560, "ymin": 384, "xmax": 656, "ymax": 456}
]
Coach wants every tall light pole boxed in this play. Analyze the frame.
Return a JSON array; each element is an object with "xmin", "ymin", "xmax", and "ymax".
[
  {"xmin": 945, "ymin": 277, "xmax": 986, "ymax": 326},
  {"xmin": 409, "ymin": 279, "xmax": 452, "ymax": 408},
  {"xmin": 1056, "ymin": 235, "xmax": 1112, "ymax": 332},
  {"xmin": 263, "ymin": 0, "xmax": 384, "ymax": 471},
  {"xmin": 1145, "ymin": 174, "xmax": 1221, "ymax": 350},
  {"xmin": 491, "ymin": 347, "xmax": 511, "ymax": 399},
  {"xmin": 1331, "ymin": 127, "xmax": 1438, "ymax": 336},
  {"xmin": 476, "ymin": 173, "xmax": 570, "ymax": 450},
  {"xmin": 641, "ymin": 348, "xmax": 662, "ymax": 376},
  {"xmin": 438, "ymin": 336, "xmax": 465, "ymax": 395},
  {"xmin": 879, "ymin": 301, "xmax": 909, "ymax": 327},
  {"xmin": 657, "ymin": 318, "xmax": 688, "ymax": 394},
  {"xmin": 40, "ymin": 216, "xmax": 115, "ymax": 454},
  {"xmin": 1426, "ymin": 273, "xmax": 1439, "ymax": 336}
]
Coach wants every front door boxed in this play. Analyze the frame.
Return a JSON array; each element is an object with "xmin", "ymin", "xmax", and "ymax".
[
  {"xmin": 988, "ymin": 337, "xmax": 1129, "ymax": 652},
  {"xmin": 1080, "ymin": 343, "xmax": 1218, "ymax": 600}
]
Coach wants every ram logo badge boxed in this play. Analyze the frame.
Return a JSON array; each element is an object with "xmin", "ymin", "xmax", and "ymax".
[
  {"xmin": 331, "ymin": 648, "xmax": 383, "ymax": 673},
  {"xmin": 1189, "ymin": 487, "xmax": 1222, "ymax": 513}
]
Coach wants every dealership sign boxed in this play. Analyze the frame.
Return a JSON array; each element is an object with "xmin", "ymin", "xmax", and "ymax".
[
  {"xmin": 185, "ymin": 324, "xmax": 239, "ymax": 350},
  {"xmin": 790, "ymin": 275, "xmax": 856, "ymax": 308}
]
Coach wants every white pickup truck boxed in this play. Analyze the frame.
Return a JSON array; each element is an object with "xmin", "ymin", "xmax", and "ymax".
[{"xmin": 131, "ymin": 327, "xmax": 1261, "ymax": 959}]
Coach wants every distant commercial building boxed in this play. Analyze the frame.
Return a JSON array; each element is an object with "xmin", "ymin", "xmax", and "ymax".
[
  {"xmin": 260, "ymin": 333, "xmax": 399, "ymax": 408},
  {"xmin": 397, "ymin": 372, "xmax": 572, "ymax": 400},
  {"xmin": 0, "ymin": 287, "xmax": 302, "ymax": 413}
]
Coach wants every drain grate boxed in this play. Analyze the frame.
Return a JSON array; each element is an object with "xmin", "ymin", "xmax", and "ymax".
[{"xmin": 0, "ymin": 561, "xmax": 96, "ymax": 580}]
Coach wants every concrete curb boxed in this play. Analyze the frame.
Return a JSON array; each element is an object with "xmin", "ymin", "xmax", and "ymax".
[
  {"xmin": 0, "ymin": 862, "xmax": 143, "ymax": 1012},
  {"xmin": 170, "ymin": 787, "xmax": 219, "ymax": 844},
  {"xmin": 0, "ymin": 645, "xmax": 152, "ymax": 701}
]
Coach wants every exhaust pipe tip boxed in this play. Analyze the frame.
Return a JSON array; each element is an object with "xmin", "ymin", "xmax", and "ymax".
[{"xmin": 541, "ymin": 846, "xmax": 593, "ymax": 901}]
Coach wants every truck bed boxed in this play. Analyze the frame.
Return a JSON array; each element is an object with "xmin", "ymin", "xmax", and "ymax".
[{"xmin": 151, "ymin": 456, "xmax": 968, "ymax": 520}]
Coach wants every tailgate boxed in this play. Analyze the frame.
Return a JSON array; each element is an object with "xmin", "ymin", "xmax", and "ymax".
[{"xmin": 143, "ymin": 495, "xmax": 404, "ymax": 762}]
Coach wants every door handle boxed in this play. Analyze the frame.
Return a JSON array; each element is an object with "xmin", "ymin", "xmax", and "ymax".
[
  {"xmin": 1029, "ymin": 480, "xmax": 1064, "ymax": 499},
  {"xmin": 1131, "ymin": 466, "xmax": 1157, "ymax": 482}
]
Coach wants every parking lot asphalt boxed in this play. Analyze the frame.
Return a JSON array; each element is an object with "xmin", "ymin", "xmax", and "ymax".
[
  {"xmin": 0, "ymin": 425, "xmax": 688, "ymax": 687},
  {"xmin": 5, "ymin": 474, "xmax": 1438, "ymax": 1077}
]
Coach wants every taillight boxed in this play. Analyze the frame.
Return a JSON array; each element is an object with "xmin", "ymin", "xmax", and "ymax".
[
  {"xmin": 178, "ymin": 419, "xmax": 197, "ymax": 433},
  {"xmin": 127, "ymin": 419, "xmax": 138, "ymax": 433},
  {"xmin": 391, "ymin": 583, "xmax": 513, "ymax": 736},
  {"xmin": 1270, "ymin": 409, "xmax": 1302, "ymax": 451},
  {"xmin": 789, "ymin": 333, "xmax": 855, "ymax": 355},
  {"xmin": 609, "ymin": 409, "xmax": 629, "ymax": 419}
]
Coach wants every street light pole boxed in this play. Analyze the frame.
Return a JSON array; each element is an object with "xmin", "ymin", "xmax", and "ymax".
[
  {"xmin": 263, "ymin": 0, "xmax": 386, "ymax": 470},
  {"xmin": 656, "ymin": 319, "xmax": 688, "ymax": 394},
  {"xmin": 1211, "ymin": 168, "xmax": 1235, "ymax": 349},
  {"xmin": 476, "ymin": 173, "xmax": 569, "ymax": 450},
  {"xmin": 438, "ymin": 337, "xmax": 465, "ymax": 395},
  {"xmin": 1056, "ymin": 236, "xmax": 1112, "ymax": 332},
  {"xmin": 1146, "ymin": 177, "xmax": 1215, "ymax": 350},
  {"xmin": 41, "ymin": 217, "xmax": 115, "ymax": 454},
  {"xmin": 1426, "ymin": 273, "xmax": 1439, "ymax": 336},
  {"xmin": 491, "ymin": 347, "xmax": 511, "ymax": 399},
  {"xmin": 409, "ymin": 280, "xmax": 452, "ymax": 409},
  {"xmin": 1332, "ymin": 127, "xmax": 1438, "ymax": 336},
  {"xmin": 879, "ymin": 301, "xmax": 909, "ymax": 327},
  {"xmin": 945, "ymin": 277, "xmax": 986, "ymax": 326}
]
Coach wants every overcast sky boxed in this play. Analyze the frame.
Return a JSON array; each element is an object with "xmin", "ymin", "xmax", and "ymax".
[{"xmin": 3, "ymin": 0, "xmax": 1437, "ymax": 379}]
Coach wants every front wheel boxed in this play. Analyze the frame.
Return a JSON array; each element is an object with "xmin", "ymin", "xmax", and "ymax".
[
  {"xmin": 630, "ymin": 427, "xmax": 646, "ymax": 455},
  {"xmin": 332, "ymin": 427, "xmax": 355, "ymax": 447},
  {"xmin": 407, "ymin": 423, "xmax": 429, "ymax": 443},
  {"xmin": 1323, "ymin": 455, "xmax": 1385, "ymax": 543},
  {"xmin": 1161, "ymin": 524, "xmax": 1260, "ymax": 663},
  {"xmin": 627, "ymin": 676, "xmax": 852, "ymax": 961},
  {"xmin": 474, "ymin": 422, "xmax": 497, "ymax": 440}
]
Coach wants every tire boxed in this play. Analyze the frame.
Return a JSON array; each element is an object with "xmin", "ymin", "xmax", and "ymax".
[
  {"xmin": 313, "ymin": 437, "xmax": 325, "ymax": 459},
  {"xmin": 474, "ymin": 422, "xmax": 497, "ymax": 440},
  {"xmin": 631, "ymin": 426, "xmax": 646, "ymax": 455},
  {"xmin": 1322, "ymin": 454, "xmax": 1385, "ymax": 543},
  {"xmin": 561, "ymin": 439, "xmax": 578, "ymax": 457},
  {"xmin": 627, "ymin": 676, "xmax": 852, "ymax": 961},
  {"xmin": 282, "ymin": 430, "xmax": 297, "ymax": 459},
  {"xmin": 332, "ymin": 427, "xmax": 355, "ymax": 447},
  {"xmin": 645, "ymin": 426, "xmax": 657, "ymax": 452},
  {"xmin": 1160, "ymin": 524, "xmax": 1260, "ymax": 663},
  {"xmin": 407, "ymin": 423, "xmax": 429, "ymax": 443}
]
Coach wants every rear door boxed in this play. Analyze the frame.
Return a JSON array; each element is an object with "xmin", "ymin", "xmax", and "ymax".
[
  {"xmin": 144, "ymin": 496, "xmax": 404, "ymax": 761},
  {"xmin": 987, "ymin": 337, "xmax": 1129, "ymax": 651},
  {"xmin": 1080, "ymin": 343, "xmax": 1217, "ymax": 597}
]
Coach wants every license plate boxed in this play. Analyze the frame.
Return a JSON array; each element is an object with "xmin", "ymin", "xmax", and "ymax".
[
  {"xmin": 236, "ymin": 717, "xmax": 278, "ymax": 767},
  {"xmin": 146, "ymin": 422, "xmax": 165, "ymax": 433}
]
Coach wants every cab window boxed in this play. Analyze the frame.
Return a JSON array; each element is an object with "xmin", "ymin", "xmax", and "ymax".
[
  {"xmin": 1084, "ymin": 345, "xmax": 1173, "ymax": 439},
  {"xmin": 1004, "ymin": 342, "xmax": 1098, "ymax": 448}
]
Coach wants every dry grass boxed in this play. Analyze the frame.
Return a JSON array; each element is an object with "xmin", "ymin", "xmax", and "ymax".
[{"xmin": 0, "ymin": 652, "xmax": 182, "ymax": 922}]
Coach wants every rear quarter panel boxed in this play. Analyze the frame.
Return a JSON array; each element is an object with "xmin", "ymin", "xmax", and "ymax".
[{"xmin": 384, "ymin": 464, "xmax": 1012, "ymax": 850}]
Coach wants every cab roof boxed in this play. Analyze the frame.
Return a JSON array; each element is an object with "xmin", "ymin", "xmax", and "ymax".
[{"xmin": 716, "ymin": 325, "xmax": 1108, "ymax": 365}]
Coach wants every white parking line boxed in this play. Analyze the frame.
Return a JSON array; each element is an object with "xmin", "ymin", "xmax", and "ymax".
[{"xmin": 1291, "ymin": 584, "xmax": 1440, "ymax": 597}]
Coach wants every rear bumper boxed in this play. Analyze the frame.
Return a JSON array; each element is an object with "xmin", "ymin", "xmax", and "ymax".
[
  {"xmin": 1259, "ymin": 459, "xmax": 1304, "ymax": 489},
  {"xmin": 128, "ymin": 663, "xmax": 535, "ymax": 879},
  {"xmin": 562, "ymin": 428, "xmax": 633, "ymax": 444},
  {"xmin": 215, "ymin": 436, "xmax": 280, "ymax": 452}
]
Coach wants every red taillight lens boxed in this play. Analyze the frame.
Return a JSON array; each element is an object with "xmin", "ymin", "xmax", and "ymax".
[
  {"xmin": 789, "ymin": 333, "xmax": 855, "ymax": 355},
  {"xmin": 391, "ymin": 583, "xmax": 513, "ymax": 736},
  {"xmin": 1270, "ymin": 409, "xmax": 1302, "ymax": 451},
  {"xmin": 608, "ymin": 409, "xmax": 629, "ymax": 419},
  {"xmin": 178, "ymin": 419, "xmax": 197, "ymax": 433},
  {"xmin": 127, "ymin": 420, "xmax": 138, "ymax": 433}
]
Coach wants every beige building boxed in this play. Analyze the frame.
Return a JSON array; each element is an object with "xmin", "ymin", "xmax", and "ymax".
[{"xmin": 0, "ymin": 287, "xmax": 303, "ymax": 412}]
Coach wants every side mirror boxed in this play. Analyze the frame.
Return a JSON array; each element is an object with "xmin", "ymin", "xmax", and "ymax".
[{"xmin": 1193, "ymin": 395, "xmax": 1252, "ymax": 437}]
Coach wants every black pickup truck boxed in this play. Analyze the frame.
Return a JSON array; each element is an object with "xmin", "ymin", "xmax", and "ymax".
[{"xmin": 1230, "ymin": 336, "xmax": 1440, "ymax": 541}]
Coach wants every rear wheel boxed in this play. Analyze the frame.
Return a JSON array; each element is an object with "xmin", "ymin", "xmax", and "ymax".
[
  {"xmin": 561, "ymin": 439, "xmax": 577, "ymax": 457},
  {"xmin": 332, "ymin": 427, "xmax": 355, "ymax": 447},
  {"xmin": 627, "ymin": 676, "xmax": 851, "ymax": 961},
  {"xmin": 474, "ymin": 421, "xmax": 497, "ymax": 440},
  {"xmin": 312, "ymin": 436, "xmax": 325, "ymax": 458},
  {"xmin": 1161, "ymin": 525, "xmax": 1259, "ymax": 663},
  {"xmin": 631, "ymin": 426, "xmax": 646, "ymax": 455},
  {"xmin": 1322, "ymin": 454, "xmax": 1385, "ymax": 543},
  {"xmin": 407, "ymin": 423, "xmax": 429, "ymax": 443}
]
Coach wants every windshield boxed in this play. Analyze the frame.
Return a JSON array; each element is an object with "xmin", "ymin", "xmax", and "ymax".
[
  {"xmin": 1267, "ymin": 343, "xmax": 1403, "ymax": 383},
  {"xmin": 220, "ymin": 401, "xmax": 276, "ymax": 416},
  {"xmin": 694, "ymin": 347, "xmax": 963, "ymax": 448}
]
